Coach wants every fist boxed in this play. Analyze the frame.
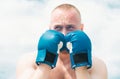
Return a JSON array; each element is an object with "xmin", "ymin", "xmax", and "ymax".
[
  {"xmin": 36, "ymin": 30, "xmax": 65, "ymax": 68},
  {"xmin": 66, "ymin": 30, "xmax": 92, "ymax": 69}
]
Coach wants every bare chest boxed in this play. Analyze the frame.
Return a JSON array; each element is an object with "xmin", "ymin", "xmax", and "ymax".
[
  {"xmin": 49, "ymin": 54, "xmax": 76, "ymax": 79},
  {"xmin": 49, "ymin": 65, "xmax": 76, "ymax": 79}
]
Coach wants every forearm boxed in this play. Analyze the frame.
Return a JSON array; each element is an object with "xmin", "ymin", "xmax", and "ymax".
[
  {"xmin": 75, "ymin": 66, "xmax": 91, "ymax": 79},
  {"xmin": 17, "ymin": 64, "xmax": 51, "ymax": 79},
  {"xmin": 31, "ymin": 64, "xmax": 51, "ymax": 79}
]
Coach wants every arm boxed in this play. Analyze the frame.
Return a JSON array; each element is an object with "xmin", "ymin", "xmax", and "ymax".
[
  {"xmin": 75, "ymin": 57, "xmax": 107, "ymax": 79},
  {"xmin": 89, "ymin": 57, "xmax": 108, "ymax": 79},
  {"xmin": 75, "ymin": 66, "xmax": 92, "ymax": 79},
  {"xmin": 16, "ymin": 53, "xmax": 51, "ymax": 79},
  {"xmin": 16, "ymin": 30, "xmax": 65, "ymax": 79},
  {"xmin": 65, "ymin": 30, "xmax": 107, "ymax": 79}
]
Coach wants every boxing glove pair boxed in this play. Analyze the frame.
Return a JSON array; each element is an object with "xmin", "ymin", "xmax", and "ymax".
[{"xmin": 36, "ymin": 30, "xmax": 92, "ymax": 69}]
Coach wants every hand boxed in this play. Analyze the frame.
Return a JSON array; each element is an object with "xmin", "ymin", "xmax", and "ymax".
[
  {"xmin": 36, "ymin": 30, "xmax": 65, "ymax": 68},
  {"xmin": 66, "ymin": 30, "xmax": 92, "ymax": 69}
]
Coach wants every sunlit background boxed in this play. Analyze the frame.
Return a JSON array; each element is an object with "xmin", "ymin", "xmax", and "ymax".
[{"xmin": 0, "ymin": 0, "xmax": 120, "ymax": 79}]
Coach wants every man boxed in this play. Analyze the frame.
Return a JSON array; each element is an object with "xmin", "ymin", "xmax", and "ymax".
[{"xmin": 16, "ymin": 4, "xmax": 107, "ymax": 79}]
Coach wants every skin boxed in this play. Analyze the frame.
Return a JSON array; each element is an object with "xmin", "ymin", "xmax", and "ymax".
[{"xmin": 16, "ymin": 7, "xmax": 108, "ymax": 79}]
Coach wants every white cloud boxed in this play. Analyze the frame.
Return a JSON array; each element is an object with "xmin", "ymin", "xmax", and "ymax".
[{"xmin": 0, "ymin": 0, "xmax": 47, "ymax": 48}]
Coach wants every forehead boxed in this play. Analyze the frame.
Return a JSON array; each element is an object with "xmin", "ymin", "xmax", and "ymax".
[{"xmin": 50, "ymin": 9, "xmax": 81, "ymax": 24}]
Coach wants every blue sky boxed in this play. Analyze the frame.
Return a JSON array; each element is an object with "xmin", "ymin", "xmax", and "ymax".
[{"xmin": 0, "ymin": 0, "xmax": 120, "ymax": 79}]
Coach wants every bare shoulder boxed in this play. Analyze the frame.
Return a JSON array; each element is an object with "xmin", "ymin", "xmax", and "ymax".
[
  {"xmin": 16, "ymin": 52, "xmax": 37, "ymax": 77},
  {"xmin": 92, "ymin": 56, "xmax": 107, "ymax": 68},
  {"xmin": 89, "ymin": 56, "xmax": 108, "ymax": 79}
]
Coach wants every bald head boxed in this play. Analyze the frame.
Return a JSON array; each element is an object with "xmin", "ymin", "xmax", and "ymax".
[
  {"xmin": 52, "ymin": 4, "xmax": 81, "ymax": 17},
  {"xmin": 51, "ymin": 4, "xmax": 81, "ymax": 22},
  {"xmin": 50, "ymin": 4, "xmax": 83, "ymax": 35}
]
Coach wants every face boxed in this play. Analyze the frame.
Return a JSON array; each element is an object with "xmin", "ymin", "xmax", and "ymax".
[{"xmin": 49, "ymin": 9, "xmax": 83, "ymax": 35}]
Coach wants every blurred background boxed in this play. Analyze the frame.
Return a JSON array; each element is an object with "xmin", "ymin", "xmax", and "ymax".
[{"xmin": 0, "ymin": 0, "xmax": 120, "ymax": 79}]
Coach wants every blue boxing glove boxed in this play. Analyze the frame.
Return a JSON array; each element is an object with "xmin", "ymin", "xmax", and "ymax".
[
  {"xmin": 66, "ymin": 30, "xmax": 92, "ymax": 69},
  {"xmin": 36, "ymin": 30, "xmax": 65, "ymax": 68}
]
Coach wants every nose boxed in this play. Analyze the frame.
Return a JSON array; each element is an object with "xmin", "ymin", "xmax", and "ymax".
[{"xmin": 61, "ymin": 28, "xmax": 67, "ymax": 35}]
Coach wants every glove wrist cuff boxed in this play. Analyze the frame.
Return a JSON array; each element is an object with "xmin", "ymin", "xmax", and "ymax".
[
  {"xmin": 36, "ymin": 49, "xmax": 58, "ymax": 68},
  {"xmin": 70, "ymin": 51, "xmax": 92, "ymax": 69}
]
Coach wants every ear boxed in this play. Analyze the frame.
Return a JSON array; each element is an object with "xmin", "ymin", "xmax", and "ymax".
[{"xmin": 79, "ymin": 24, "xmax": 84, "ymax": 31}]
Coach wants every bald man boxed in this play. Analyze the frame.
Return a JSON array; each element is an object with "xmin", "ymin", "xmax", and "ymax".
[{"xmin": 16, "ymin": 4, "xmax": 107, "ymax": 79}]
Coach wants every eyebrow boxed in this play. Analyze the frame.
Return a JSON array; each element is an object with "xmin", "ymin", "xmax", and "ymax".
[
  {"xmin": 54, "ymin": 25, "xmax": 63, "ymax": 28},
  {"xmin": 66, "ymin": 24, "xmax": 75, "ymax": 27}
]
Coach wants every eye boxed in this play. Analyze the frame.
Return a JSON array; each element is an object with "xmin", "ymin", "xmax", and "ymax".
[
  {"xmin": 66, "ymin": 25, "xmax": 75, "ymax": 31},
  {"xmin": 54, "ymin": 25, "xmax": 63, "ymax": 31}
]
